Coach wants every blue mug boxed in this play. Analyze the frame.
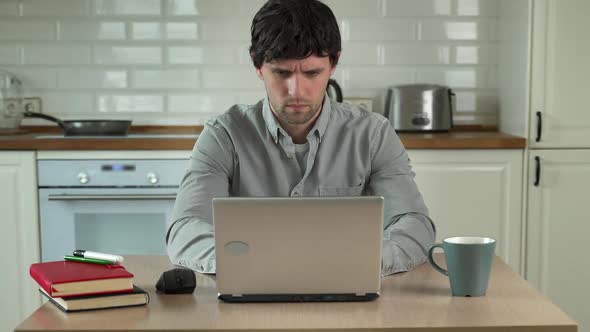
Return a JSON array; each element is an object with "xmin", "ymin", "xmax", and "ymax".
[{"xmin": 428, "ymin": 236, "xmax": 496, "ymax": 297}]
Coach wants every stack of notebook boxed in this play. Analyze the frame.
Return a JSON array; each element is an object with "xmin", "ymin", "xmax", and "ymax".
[{"xmin": 29, "ymin": 260, "xmax": 149, "ymax": 312}]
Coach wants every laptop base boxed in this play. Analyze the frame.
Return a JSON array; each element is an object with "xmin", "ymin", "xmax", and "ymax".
[{"xmin": 218, "ymin": 293, "xmax": 379, "ymax": 303}]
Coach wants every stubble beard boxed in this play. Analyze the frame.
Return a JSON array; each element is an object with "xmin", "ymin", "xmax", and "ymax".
[{"xmin": 272, "ymin": 101, "xmax": 322, "ymax": 125}]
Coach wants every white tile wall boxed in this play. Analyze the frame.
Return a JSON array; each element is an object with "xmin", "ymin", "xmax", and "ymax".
[
  {"xmin": 57, "ymin": 69, "xmax": 127, "ymax": 89},
  {"xmin": 21, "ymin": 0, "xmax": 91, "ymax": 17},
  {"xmin": 41, "ymin": 91, "xmax": 95, "ymax": 114},
  {"xmin": 419, "ymin": 19, "xmax": 497, "ymax": 41},
  {"xmin": 168, "ymin": 45, "xmax": 236, "ymax": 64},
  {"xmin": 60, "ymin": 21, "xmax": 126, "ymax": 40},
  {"xmin": 131, "ymin": 69, "xmax": 199, "ymax": 89},
  {"xmin": 22, "ymin": 44, "xmax": 92, "ymax": 65},
  {"xmin": 0, "ymin": 20, "xmax": 57, "ymax": 40},
  {"xmin": 0, "ymin": 0, "xmax": 500, "ymax": 126},
  {"xmin": 0, "ymin": 1, "xmax": 19, "ymax": 17},
  {"xmin": 0, "ymin": 45, "xmax": 19, "ymax": 64},
  {"xmin": 383, "ymin": 0, "xmax": 452, "ymax": 16},
  {"xmin": 456, "ymin": 0, "xmax": 498, "ymax": 17},
  {"xmin": 95, "ymin": 0, "xmax": 161, "ymax": 16},
  {"xmin": 94, "ymin": 46, "xmax": 162, "ymax": 64},
  {"xmin": 98, "ymin": 94, "xmax": 164, "ymax": 112},
  {"xmin": 168, "ymin": 93, "xmax": 237, "ymax": 113}
]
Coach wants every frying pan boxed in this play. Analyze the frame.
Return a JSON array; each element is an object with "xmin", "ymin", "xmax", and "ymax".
[{"xmin": 24, "ymin": 111, "xmax": 131, "ymax": 136}]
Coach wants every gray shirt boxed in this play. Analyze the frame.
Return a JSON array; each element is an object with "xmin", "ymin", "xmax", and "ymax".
[{"xmin": 166, "ymin": 95, "xmax": 436, "ymax": 276}]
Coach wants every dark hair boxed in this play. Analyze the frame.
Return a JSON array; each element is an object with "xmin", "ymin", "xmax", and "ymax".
[{"xmin": 249, "ymin": 0, "xmax": 341, "ymax": 69}]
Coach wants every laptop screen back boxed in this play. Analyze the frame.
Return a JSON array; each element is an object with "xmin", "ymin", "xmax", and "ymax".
[{"xmin": 213, "ymin": 196, "xmax": 383, "ymax": 298}]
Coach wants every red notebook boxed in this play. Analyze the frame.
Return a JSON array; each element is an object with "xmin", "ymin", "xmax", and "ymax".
[{"xmin": 30, "ymin": 261, "xmax": 134, "ymax": 297}]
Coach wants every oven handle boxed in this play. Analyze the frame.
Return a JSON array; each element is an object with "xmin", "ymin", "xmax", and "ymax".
[{"xmin": 48, "ymin": 194, "xmax": 177, "ymax": 201}]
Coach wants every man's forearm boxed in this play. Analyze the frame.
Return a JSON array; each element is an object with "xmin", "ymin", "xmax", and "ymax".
[
  {"xmin": 167, "ymin": 216, "xmax": 217, "ymax": 274},
  {"xmin": 381, "ymin": 212, "xmax": 436, "ymax": 276}
]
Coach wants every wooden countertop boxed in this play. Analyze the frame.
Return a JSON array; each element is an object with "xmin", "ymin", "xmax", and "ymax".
[
  {"xmin": 0, "ymin": 126, "xmax": 526, "ymax": 150},
  {"xmin": 15, "ymin": 255, "xmax": 575, "ymax": 332}
]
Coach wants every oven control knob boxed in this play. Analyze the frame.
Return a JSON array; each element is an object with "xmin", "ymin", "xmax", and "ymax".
[
  {"xmin": 78, "ymin": 172, "xmax": 89, "ymax": 184},
  {"xmin": 147, "ymin": 172, "xmax": 159, "ymax": 184}
]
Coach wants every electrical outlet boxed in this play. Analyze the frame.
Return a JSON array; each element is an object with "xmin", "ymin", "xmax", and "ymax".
[
  {"xmin": 343, "ymin": 97, "xmax": 373, "ymax": 112},
  {"xmin": 2, "ymin": 98, "xmax": 20, "ymax": 116},
  {"xmin": 23, "ymin": 97, "xmax": 42, "ymax": 113}
]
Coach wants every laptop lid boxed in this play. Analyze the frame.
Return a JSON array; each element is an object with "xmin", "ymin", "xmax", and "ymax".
[{"xmin": 213, "ymin": 196, "xmax": 383, "ymax": 301}]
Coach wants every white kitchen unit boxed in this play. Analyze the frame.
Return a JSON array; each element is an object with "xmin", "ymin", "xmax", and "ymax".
[
  {"xmin": 526, "ymin": 150, "xmax": 590, "ymax": 332},
  {"xmin": 0, "ymin": 152, "xmax": 42, "ymax": 332},
  {"xmin": 407, "ymin": 150, "xmax": 524, "ymax": 274},
  {"xmin": 529, "ymin": 0, "xmax": 590, "ymax": 148},
  {"xmin": 522, "ymin": 1, "xmax": 590, "ymax": 331}
]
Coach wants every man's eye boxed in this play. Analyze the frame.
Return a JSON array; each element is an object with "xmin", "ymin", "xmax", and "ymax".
[
  {"xmin": 276, "ymin": 71, "xmax": 291, "ymax": 78},
  {"xmin": 306, "ymin": 71, "xmax": 320, "ymax": 77}
]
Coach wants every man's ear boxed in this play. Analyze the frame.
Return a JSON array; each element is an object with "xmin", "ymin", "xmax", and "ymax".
[
  {"xmin": 255, "ymin": 67, "xmax": 264, "ymax": 80},
  {"xmin": 251, "ymin": 52, "xmax": 264, "ymax": 80}
]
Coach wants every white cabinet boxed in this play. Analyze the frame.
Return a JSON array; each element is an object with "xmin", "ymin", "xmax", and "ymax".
[
  {"xmin": 529, "ymin": 0, "xmax": 590, "ymax": 148},
  {"xmin": 0, "ymin": 152, "xmax": 41, "ymax": 332},
  {"xmin": 526, "ymin": 150, "xmax": 590, "ymax": 332},
  {"xmin": 526, "ymin": 1, "xmax": 590, "ymax": 330},
  {"xmin": 408, "ymin": 150, "xmax": 524, "ymax": 274}
]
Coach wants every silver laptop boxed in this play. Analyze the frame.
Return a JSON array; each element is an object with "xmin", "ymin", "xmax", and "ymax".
[{"xmin": 213, "ymin": 196, "xmax": 384, "ymax": 302}]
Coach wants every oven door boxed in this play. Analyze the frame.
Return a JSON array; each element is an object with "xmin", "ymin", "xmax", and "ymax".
[{"xmin": 39, "ymin": 187, "xmax": 177, "ymax": 262}]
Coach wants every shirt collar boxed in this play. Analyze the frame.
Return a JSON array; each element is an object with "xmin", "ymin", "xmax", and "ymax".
[
  {"xmin": 262, "ymin": 97, "xmax": 282, "ymax": 144},
  {"xmin": 262, "ymin": 94, "xmax": 333, "ymax": 144}
]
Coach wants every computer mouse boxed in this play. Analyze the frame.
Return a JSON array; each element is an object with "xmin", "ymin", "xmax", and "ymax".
[{"xmin": 156, "ymin": 268, "xmax": 196, "ymax": 294}]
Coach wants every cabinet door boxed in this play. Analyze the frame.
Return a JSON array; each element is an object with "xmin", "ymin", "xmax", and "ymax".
[
  {"xmin": 527, "ymin": 150, "xmax": 590, "ymax": 331},
  {"xmin": 530, "ymin": 0, "xmax": 590, "ymax": 147},
  {"xmin": 0, "ymin": 152, "xmax": 41, "ymax": 332},
  {"xmin": 407, "ymin": 150, "xmax": 524, "ymax": 274}
]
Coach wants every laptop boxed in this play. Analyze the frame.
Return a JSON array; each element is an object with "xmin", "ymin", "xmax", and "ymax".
[{"xmin": 212, "ymin": 196, "xmax": 384, "ymax": 302}]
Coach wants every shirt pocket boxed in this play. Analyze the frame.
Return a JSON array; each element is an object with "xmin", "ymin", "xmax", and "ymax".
[{"xmin": 319, "ymin": 183, "xmax": 364, "ymax": 197}]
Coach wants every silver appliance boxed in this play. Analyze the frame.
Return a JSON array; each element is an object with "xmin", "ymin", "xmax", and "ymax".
[
  {"xmin": 384, "ymin": 84, "xmax": 454, "ymax": 132},
  {"xmin": 38, "ymin": 159, "xmax": 187, "ymax": 262}
]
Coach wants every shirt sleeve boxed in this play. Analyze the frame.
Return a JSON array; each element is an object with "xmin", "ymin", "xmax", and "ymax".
[
  {"xmin": 367, "ymin": 119, "xmax": 436, "ymax": 276},
  {"xmin": 165, "ymin": 120, "xmax": 235, "ymax": 274}
]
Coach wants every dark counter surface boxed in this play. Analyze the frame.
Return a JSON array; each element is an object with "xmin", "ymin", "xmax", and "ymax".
[{"xmin": 0, "ymin": 125, "xmax": 526, "ymax": 150}]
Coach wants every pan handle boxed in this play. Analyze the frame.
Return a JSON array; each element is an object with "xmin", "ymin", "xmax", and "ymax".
[{"xmin": 23, "ymin": 111, "xmax": 67, "ymax": 130}]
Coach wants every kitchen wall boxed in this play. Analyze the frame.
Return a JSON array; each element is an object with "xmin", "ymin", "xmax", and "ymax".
[{"xmin": 0, "ymin": 0, "xmax": 500, "ymax": 126}]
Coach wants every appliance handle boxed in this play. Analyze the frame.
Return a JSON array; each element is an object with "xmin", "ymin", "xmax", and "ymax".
[
  {"xmin": 384, "ymin": 88, "xmax": 393, "ymax": 120},
  {"xmin": 536, "ymin": 111, "xmax": 542, "ymax": 142},
  {"xmin": 48, "ymin": 194, "xmax": 177, "ymax": 201},
  {"xmin": 534, "ymin": 156, "xmax": 541, "ymax": 187},
  {"xmin": 448, "ymin": 89, "xmax": 455, "ymax": 129}
]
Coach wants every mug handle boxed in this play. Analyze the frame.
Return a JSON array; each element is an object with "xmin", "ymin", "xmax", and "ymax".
[{"xmin": 428, "ymin": 244, "xmax": 448, "ymax": 276}]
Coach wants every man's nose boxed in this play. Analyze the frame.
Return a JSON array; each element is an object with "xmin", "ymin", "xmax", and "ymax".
[{"xmin": 287, "ymin": 75, "xmax": 302, "ymax": 98}]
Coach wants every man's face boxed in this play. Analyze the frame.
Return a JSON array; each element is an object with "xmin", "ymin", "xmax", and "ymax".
[{"xmin": 255, "ymin": 55, "xmax": 337, "ymax": 127}]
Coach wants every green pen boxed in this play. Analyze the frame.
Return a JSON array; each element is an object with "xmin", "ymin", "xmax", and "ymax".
[{"xmin": 64, "ymin": 255, "xmax": 116, "ymax": 265}]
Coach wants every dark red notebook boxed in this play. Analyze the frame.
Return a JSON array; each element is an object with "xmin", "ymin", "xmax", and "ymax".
[{"xmin": 30, "ymin": 260, "xmax": 134, "ymax": 297}]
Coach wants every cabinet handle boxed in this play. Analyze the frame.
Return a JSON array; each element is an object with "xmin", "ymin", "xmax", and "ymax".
[
  {"xmin": 536, "ymin": 112, "xmax": 542, "ymax": 142},
  {"xmin": 48, "ymin": 194, "xmax": 177, "ymax": 201},
  {"xmin": 534, "ymin": 156, "xmax": 541, "ymax": 187}
]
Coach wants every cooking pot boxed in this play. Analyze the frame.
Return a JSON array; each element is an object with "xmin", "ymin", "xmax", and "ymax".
[
  {"xmin": 24, "ymin": 111, "xmax": 132, "ymax": 136},
  {"xmin": 384, "ymin": 84, "xmax": 454, "ymax": 132},
  {"xmin": 0, "ymin": 70, "xmax": 24, "ymax": 129},
  {"xmin": 326, "ymin": 79, "xmax": 343, "ymax": 102}
]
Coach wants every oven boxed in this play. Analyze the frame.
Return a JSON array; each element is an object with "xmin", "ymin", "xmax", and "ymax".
[{"xmin": 38, "ymin": 159, "xmax": 187, "ymax": 262}]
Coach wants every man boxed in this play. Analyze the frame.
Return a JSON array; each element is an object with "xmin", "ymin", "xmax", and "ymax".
[{"xmin": 166, "ymin": 0, "xmax": 435, "ymax": 276}]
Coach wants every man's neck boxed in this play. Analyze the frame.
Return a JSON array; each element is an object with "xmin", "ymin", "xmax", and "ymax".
[
  {"xmin": 284, "ymin": 124, "xmax": 312, "ymax": 144},
  {"xmin": 272, "ymin": 104, "xmax": 323, "ymax": 144}
]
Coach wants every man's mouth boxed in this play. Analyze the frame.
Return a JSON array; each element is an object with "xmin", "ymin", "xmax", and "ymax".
[{"xmin": 286, "ymin": 104, "xmax": 307, "ymax": 111}]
